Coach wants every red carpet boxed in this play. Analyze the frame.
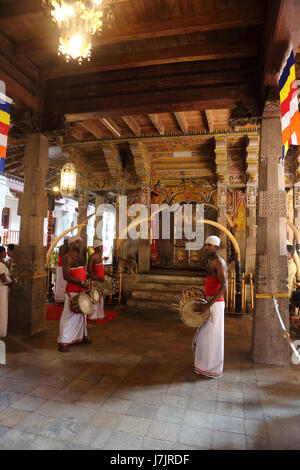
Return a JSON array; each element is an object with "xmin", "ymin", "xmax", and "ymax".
[{"xmin": 46, "ymin": 303, "xmax": 120, "ymax": 326}]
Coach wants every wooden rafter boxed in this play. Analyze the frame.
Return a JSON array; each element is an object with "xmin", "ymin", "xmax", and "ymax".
[
  {"xmin": 71, "ymin": 124, "xmax": 85, "ymax": 141},
  {"xmin": 122, "ymin": 116, "xmax": 141, "ymax": 136},
  {"xmin": 80, "ymin": 120, "xmax": 103, "ymax": 139},
  {"xmin": 44, "ymin": 43, "xmax": 257, "ymax": 79},
  {"xmin": 99, "ymin": 118, "xmax": 122, "ymax": 137},
  {"xmin": 174, "ymin": 112, "xmax": 189, "ymax": 134},
  {"xmin": 148, "ymin": 114, "xmax": 165, "ymax": 135},
  {"xmin": 15, "ymin": 5, "xmax": 264, "ymax": 56}
]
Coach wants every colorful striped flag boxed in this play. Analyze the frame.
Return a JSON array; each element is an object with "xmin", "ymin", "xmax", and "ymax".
[
  {"xmin": 279, "ymin": 47, "xmax": 300, "ymax": 161},
  {"xmin": 0, "ymin": 90, "xmax": 11, "ymax": 173}
]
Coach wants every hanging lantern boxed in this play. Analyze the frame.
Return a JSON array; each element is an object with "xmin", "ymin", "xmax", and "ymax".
[
  {"xmin": 42, "ymin": 0, "xmax": 115, "ymax": 65},
  {"xmin": 60, "ymin": 162, "xmax": 77, "ymax": 196}
]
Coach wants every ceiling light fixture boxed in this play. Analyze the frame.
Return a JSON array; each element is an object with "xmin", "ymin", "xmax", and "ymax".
[{"xmin": 43, "ymin": 0, "xmax": 115, "ymax": 64}]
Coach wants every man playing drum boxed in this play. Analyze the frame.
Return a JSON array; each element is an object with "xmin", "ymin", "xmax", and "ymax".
[
  {"xmin": 58, "ymin": 236, "xmax": 91, "ymax": 352},
  {"xmin": 193, "ymin": 235, "xmax": 227, "ymax": 378},
  {"xmin": 87, "ymin": 239, "xmax": 106, "ymax": 321},
  {"xmin": 54, "ymin": 236, "xmax": 69, "ymax": 304}
]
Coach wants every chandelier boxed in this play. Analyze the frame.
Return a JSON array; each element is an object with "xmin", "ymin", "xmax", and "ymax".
[
  {"xmin": 43, "ymin": 0, "xmax": 114, "ymax": 64},
  {"xmin": 60, "ymin": 162, "xmax": 77, "ymax": 196}
]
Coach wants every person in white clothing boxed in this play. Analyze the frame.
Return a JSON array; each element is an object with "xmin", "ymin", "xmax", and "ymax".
[
  {"xmin": 54, "ymin": 237, "xmax": 69, "ymax": 303},
  {"xmin": 58, "ymin": 236, "xmax": 90, "ymax": 352},
  {"xmin": 88, "ymin": 240, "xmax": 106, "ymax": 321},
  {"xmin": 0, "ymin": 246, "xmax": 12, "ymax": 338},
  {"xmin": 193, "ymin": 236, "xmax": 227, "ymax": 378}
]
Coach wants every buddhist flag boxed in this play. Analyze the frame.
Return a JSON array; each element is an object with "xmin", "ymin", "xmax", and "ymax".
[
  {"xmin": 279, "ymin": 47, "xmax": 300, "ymax": 161},
  {"xmin": 0, "ymin": 90, "xmax": 11, "ymax": 173}
]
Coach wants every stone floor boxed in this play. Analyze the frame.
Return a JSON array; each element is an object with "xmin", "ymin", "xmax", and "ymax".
[{"xmin": 0, "ymin": 308, "xmax": 299, "ymax": 450}]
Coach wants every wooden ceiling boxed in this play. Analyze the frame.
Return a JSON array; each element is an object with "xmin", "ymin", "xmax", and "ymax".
[{"xmin": 1, "ymin": 0, "xmax": 300, "ymax": 185}]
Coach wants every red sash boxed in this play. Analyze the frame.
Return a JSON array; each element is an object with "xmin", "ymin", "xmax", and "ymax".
[
  {"xmin": 57, "ymin": 255, "xmax": 63, "ymax": 267},
  {"xmin": 66, "ymin": 266, "xmax": 86, "ymax": 294},
  {"xmin": 93, "ymin": 263, "xmax": 104, "ymax": 279},
  {"xmin": 205, "ymin": 276, "xmax": 224, "ymax": 302}
]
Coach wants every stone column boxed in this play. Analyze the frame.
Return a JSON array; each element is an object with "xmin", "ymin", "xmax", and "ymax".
[
  {"xmin": 8, "ymin": 134, "xmax": 49, "ymax": 336},
  {"xmin": 252, "ymin": 117, "xmax": 289, "ymax": 365}
]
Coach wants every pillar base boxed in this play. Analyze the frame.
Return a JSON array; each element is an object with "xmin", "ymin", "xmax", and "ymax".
[
  {"xmin": 8, "ymin": 246, "xmax": 47, "ymax": 336},
  {"xmin": 252, "ymin": 297, "xmax": 289, "ymax": 366}
]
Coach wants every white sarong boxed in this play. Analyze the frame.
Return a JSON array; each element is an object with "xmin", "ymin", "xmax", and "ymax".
[
  {"xmin": 54, "ymin": 266, "xmax": 67, "ymax": 303},
  {"xmin": 0, "ymin": 262, "xmax": 10, "ymax": 338},
  {"xmin": 193, "ymin": 301, "xmax": 225, "ymax": 378},
  {"xmin": 89, "ymin": 297, "xmax": 105, "ymax": 320},
  {"xmin": 58, "ymin": 293, "xmax": 88, "ymax": 345}
]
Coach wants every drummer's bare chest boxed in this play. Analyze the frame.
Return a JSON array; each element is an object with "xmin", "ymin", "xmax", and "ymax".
[
  {"xmin": 206, "ymin": 258, "xmax": 218, "ymax": 276},
  {"xmin": 70, "ymin": 253, "xmax": 81, "ymax": 268}
]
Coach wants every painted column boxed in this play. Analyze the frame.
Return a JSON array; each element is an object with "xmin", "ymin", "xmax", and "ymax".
[
  {"xmin": 293, "ymin": 147, "xmax": 300, "ymax": 259},
  {"xmin": 8, "ymin": 134, "xmax": 49, "ymax": 336},
  {"xmin": 138, "ymin": 185, "xmax": 151, "ymax": 273},
  {"xmin": 252, "ymin": 117, "xmax": 289, "ymax": 365},
  {"xmin": 245, "ymin": 135, "xmax": 259, "ymax": 276},
  {"xmin": 77, "ymin": 189, "xmax": 89, "ymax": 261},
  {"xmin": 215, "ymin": 136, "xmax": 228, "ymax": 261},
  {"xmin": 130, "ymin": 142, "xmax": 152, "ymax": 273}
]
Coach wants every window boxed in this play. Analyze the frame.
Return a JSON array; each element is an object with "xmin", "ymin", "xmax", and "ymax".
[{"xmin": 1, "ymin": 207, "xmax": 10, "ymax": 229}]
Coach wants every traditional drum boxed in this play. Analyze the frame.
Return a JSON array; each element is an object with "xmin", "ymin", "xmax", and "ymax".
[
  {"xmin": 70, "ymin": 292, "xmax": 92, "ymax": 315},
  {"xmin": 180, "ymin": 287, "xmax": 210, "ymax": 328},
  {"xmin": 98, "ymin": 278, "xmax": 111, "ymax": 298},
  {"xmin": 90, "ymin": 286, "xmax": 101, "ymax": 304}
]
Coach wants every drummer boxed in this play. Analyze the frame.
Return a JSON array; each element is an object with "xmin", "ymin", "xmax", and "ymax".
[
  {"xmin": 87, "ymin": 239, "xmax": 106, "ymax": 322},
  {"xmin": 54, "ymin": 237, "xmax": 69, "ymax": 304},
  {"xmin": 193, "ymin": 235, "xmax": 227, "ymax": 378},
  {"xmin": 58, "ymin": 235, "xmax": 91, "ymax": 352}
]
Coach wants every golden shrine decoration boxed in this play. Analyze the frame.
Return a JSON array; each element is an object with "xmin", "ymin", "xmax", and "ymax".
[{"xmin": 42, "ymin": 0, "xmax": 115, "ymax": 64}]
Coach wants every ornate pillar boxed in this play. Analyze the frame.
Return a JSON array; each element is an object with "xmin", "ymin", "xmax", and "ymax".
[
  {"xmin": 8, "ymin": 134, "xmax": 49, "ymax": 336},
  {"xmin": 245, "ymin": 135, "xmax": 259, "ymax": 275},
  {"xmin": 77, "ymin": 189, "xmax": 89, "ymax": 260},
  {"xmin": 215, "ymin": 136, "xmax": 228, "ymax": 261},
  {"xmin": 130, "ymin": 143, "xmax": 151, "ymax": 273},
  {"xmin": 293, "ymin": 147, "xmax": 300, "ymax": 258},
  {"xmin": 102, "ymin": 143, "xmax": 126, "ymax": 264},
  {"xmin": 252, "ymin": 117, "xmax": 289, "ymax": 365}
]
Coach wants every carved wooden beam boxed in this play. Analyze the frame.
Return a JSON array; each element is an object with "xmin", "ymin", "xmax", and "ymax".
[{"xmin": 148, "ymin": 114, "xmax": 165, "ymax": 135}]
